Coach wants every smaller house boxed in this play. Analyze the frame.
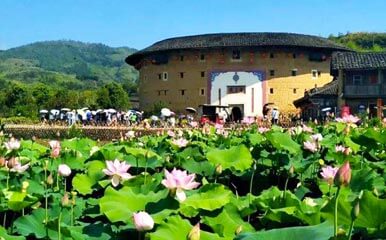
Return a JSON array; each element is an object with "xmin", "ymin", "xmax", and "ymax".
[
  {"xmin": 293, "ymin": 80, "xmax": 338, "ymax": 120},
  {"xmin": 331, "ymin": 52, "xmax": 386, "ymax": 117}
]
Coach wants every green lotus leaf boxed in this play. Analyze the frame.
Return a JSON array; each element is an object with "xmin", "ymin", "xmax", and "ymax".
[
  {"xmin": 181, "ymin": 184, "xmax": 232, "ymax": 211},
  {"xmin": 149, "ymin": 215, "xmax": 228, "ymax": 240},
  {"xmin": 235, "ymin": 221, "xmax": 333, "ymax": 240},
  {"xmin": 14, "ymin": 208, "xmax": 46, "ymax": 238},
  {"xmin": 203, "ymin": 204, "xmax": 255, "ymax": 237},
  {"xmin": 265, "ymin": 131, "xmax": 301, "ymax": 154},
  {"xmin": 0, "ymin": 225, "xmax": 25, "ymax": 240},
  {"xmin": 99, "ymin": 186, "xmax": 168, "ymax": 223},
  {"xmin": 206, "ymin": 145, "xmax": 252, "ymax": 172},
  {"xmin": 72, "ymin": 174, "xmax": 95, "ymax": 195}
]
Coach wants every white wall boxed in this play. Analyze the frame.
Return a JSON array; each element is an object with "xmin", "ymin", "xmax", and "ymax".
[{"xmin": 210, "ymin": 71, "xmax": 264, "ymax": 117}]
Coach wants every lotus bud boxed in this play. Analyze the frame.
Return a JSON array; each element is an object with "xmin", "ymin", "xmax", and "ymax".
[
  {"xmin": 0, "ymin": 157, "xmax": 5, "ymax": 167},
  {"xmin": 188, "ymin": 223, "xmax": 200, "ymax": 240},
  {"xmin": 22, "ymin": 181, "xmax": 29, "ymax": 193},
  {"xmin": 334, "ymin": 161, "xmax": 351, "ymax": 187},
  {"xmin": 71, "ymin": 191, "xmax": 77, "ymax": 205},
  {"xmin": 351, "ymin": 201, "xmax": 360, "ymax": 219},
  {"xmin": 133, "ymin": 211, "xmax": 154, "ymax": 231},
  {"xmin": 58, "ymin": 164, "xmax": 71, "ymax": 177},
  {"xmin": 32, "ymin": 136, "xmax": 36, "ymax": 142},
  {"xmin": 61, "ymin": 192, "xmax": 70, "ymax": 207},
  {"xmin": 235, "ymin": 225, "xmax": 243, "ymax": 235},
  {"xmin": 47, "ymin": 173, "xmax": 54, "ymax": 185},
  {"xmin": 289, "ymin": 165, "xmax": 295, "ymax": 176},
  {"xmin": 318, "ymin": 159, "xmax": 325, "ymax": 166},
  {"xmin": 215, "ymin": 164, "xmax": 223, "ymax": 175},
  {"xmin": 343, "ymin": 147, "xmax": 352, "ymax": 156},
  {"xmin": 7, "ymin": 157, "xmax": 18, "ymax": 168}
]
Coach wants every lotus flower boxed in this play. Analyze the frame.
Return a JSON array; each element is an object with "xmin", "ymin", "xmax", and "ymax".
[
  {"xmin": 5, "ymin": 138, "xmax": 20, "ymax": 151},
  {"xmin": 334, "ymin": 161, "xmax": 351, "ymax": 187},
  {"xmin": 58, "ymin": 164, "xmax": 71, "ymax": 177},
  {"xmin": 311, "ymin": 133, "xmax": 323, "ymax": 142},
  {"xmin": 162, "ymin": 168, "xmax": 200, "ymax": 202},
  {"xmin": 189, "ymin": 121, "xmax": 198, "ymax": 128},
  {"xmin": 126, "ymin": 130, "xmax": 135, "ymax": 139},
  {"xmin": 102, "ymin": 159, "xmax": 134, "ymax": 187},
  {"xmin": 49, "ymin": 140, "xmax": 61, "ymax": 158},
  {"xmin": 133, "ymin": 211, "xmax": 154, "ymax": 231},
  {"xmin": 188, "ymin": 223, "xmax": 200, "ymax": 240},
  {"xmin": 258, "ymin": 127, "xmax": 270, "ymax": 134},
  {"xmin": 10, "ymin": 162, "xmax": 30, "ymax": 173},
  {"xmin": 336, "ymin": 115, "xmax": 360, "ymax": 125},
  {"xmin": 303, "ymin": 141, "xmax": 317, "ymax": 153},
  {"xmin": 242, "ymin": 117, "xmax": 255, "ymax": 125},
  {"xmin": 172, "ymin": 138, "xmax": 189, "ymax": 148},
  {"xmin": 321, "ymin": 165, "xmax": 338, "ymax": 185},
  {"xmin": 302, "ymin": 125, "xmax": 313, "ymax": 133},
  {"xmin": 167, "ymin": 130, "xmax": 175, "ymax": 137}
]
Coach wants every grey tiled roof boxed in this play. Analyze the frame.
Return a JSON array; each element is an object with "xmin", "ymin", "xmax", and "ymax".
[
  {"xmin": 293, "ymin": 80, "xmax": 338, "ymax": 107},
  {"xmin": 126, "ymin": 32, "xmax": 348, "ymax": 66},
  {"xmin": 331, "ymin": 52, "xmax": 386, "ymax": 70}
]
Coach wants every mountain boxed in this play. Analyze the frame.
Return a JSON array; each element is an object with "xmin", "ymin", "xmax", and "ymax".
[
  {"xmin": 328, "ymin": 32, "xmax": 386, "ymax": 52},
  {"xmin": 0, "ymin": 40, "xmax": 138, "ymax": 90}
]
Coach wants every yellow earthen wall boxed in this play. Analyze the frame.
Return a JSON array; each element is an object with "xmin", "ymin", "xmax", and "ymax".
[{"xmin": 138, "ymin": 49, "xmax": 333, "ymax": 113}]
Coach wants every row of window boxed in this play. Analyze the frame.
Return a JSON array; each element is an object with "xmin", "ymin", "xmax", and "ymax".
[
  {"xmin": 176, "ymin": 51, "xmax": 323, "ymax": 61},
  {"xmin": 157, "ymin": 88, "xmax": 206, "ymax": 96},
  {"xmin": 154, "ymin": 69, "xmax": 322, "ymax": 81}
]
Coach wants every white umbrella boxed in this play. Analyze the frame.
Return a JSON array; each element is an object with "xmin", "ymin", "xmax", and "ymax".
[
  {"xmin": 151, "ymin": 115, "xmax": 159, "ymax": 121},
  {"xmin": 161, "ymin": 108, "xmax": 172, "ymax": 117},
  {"xmin": 81, "ymin": 107, "xmax": 89, "ymax": 111},
  {"xmin": 61, "ymin": 108, "xmax": 71, "ymax": 112},
  {"xmin": 185, "ymin": 107, "xmax": 197, "ymax": 113},
  {"xmin": 50, "ymin": 109, "xmax": 60, "ymax": 115},
  {"xmin": 39, "ymin": 110, "xmax": 48, "ymax": 114}
]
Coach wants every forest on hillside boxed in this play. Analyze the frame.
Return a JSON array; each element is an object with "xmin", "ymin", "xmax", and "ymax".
[
  {"xmin": 0, "ymin": 40, "xmax": 138, "ymax": 119},
  {"xmin": 328, "ymin": 32, "xmax": 386, "ymax": 52}
]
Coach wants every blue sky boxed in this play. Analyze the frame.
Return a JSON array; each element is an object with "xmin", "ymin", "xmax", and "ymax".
[{"xmin": 0, "ymin": 0, "xmax": 385, "ymax": 50}]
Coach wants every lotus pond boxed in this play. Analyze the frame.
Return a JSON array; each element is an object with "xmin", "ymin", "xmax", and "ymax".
[{"xmin": 0, "ymin": 121, "xmax": 385, "ymax": 240}]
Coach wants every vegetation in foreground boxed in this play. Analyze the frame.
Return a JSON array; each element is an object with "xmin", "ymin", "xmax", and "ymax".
[{"xmin": 0, "ymin": 118, "xmax": 385, "ymax": 239}]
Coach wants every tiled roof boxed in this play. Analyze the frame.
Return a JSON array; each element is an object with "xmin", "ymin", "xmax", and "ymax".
[
  {"xmin": 331, "ymin": 52, "xmax": 386, "ymax": 70},
  {"xmin": 126, "ymin": 32, "xmax": 348, "ymax": 66},
  {"xmin": 293, "ymin": 80, "xmax": 338, "ymax": 107}
]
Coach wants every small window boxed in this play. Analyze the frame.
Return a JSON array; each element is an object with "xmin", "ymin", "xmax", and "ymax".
[
  {"xmin": 270, "ymin": 53, "xmax": 274, "ymax": 58},
  {"xmin": 157, "ymin": 90, "xmax": 161, "ymax": 96},
  {"xmin": 180, "ymin": 55, "xmax": 184, "ymax": 61},
  {"xmin": 311, "ymin": 70, "xmax": 318, "ymax": 79},
  {"xmin": 318, "ymin": 71, "xmax": 322, "ymax": 77},
  {"xmin": 270, "ymin": 70, "xmax": 275, "ymax": 76},
  {"xmin": 180, "ymin": 89, "xmax": 186, "ymax": 96},
  {"xmin": 162, "ymin": 72, "xmax": 168, "ymax": 81},
  {"xmin": 227, "ymin": 85, "xmax": 246, "ymax": 94},
  {"xmin": 232, "ymin": 50, "xmax": 241, "ymax": 60},
  {"xmin": 199, "ymin": 88, "xmax": 205, "ymax": 96},
  {"xmin": 293, "ymin": 88, "xmax": 297, "ymax": 94},
  {"xmin": 180, "ymin": 72, "xmax": 184, "ymax": 78},
  {"xmin": 292, "ymin": 69, "xmax": 297, "ymax": 76},
  {"xmin": 293, "ymin": 53, "xmax": 297, "ymax": 59},
  {"xmin": 200, "ymin": 54, "xmax": 205, "ymax": 61},
  {"xmin": 158, "ymin": 73, "xmax": 162, "ymax": 80},
  {"xmin": 201, "ymin": 71, "xmax": 205, "ymax": 77},
  {"xmin": 270, "ymin": 88, "xmax": 274, "ymax": 94},
  {"xmin": 353, "ymin": 75, "xmax": 363, "ymax": 85}
]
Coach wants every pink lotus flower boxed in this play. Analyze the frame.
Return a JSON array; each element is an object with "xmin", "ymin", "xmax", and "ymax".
[
  {"xmin": 302, "ymin": 125, "xmax": 313, "ymax": 133},
  {"xmin": 215, "ymin": 123, "xmax": 223, "ymax": 130},
  {"xmin": 102, "ymin": 159, "xmax": 134, "ymax": 187},
  {"xmin": 133, "ymin": 211, "xmax": 154, "ymax": 231},
  {"xmin": 303, "ymin": 141, "xmax": 317, "ymax": 153},
  {"xmin": 242, "ymin": 117, "xmax": 255, "ymax": 125},
  {"xmin": 58, "ymin": 164, "xmax": 71, "ymax": 177},
  {"xmin": 162, "ymin": 168, "xmax": 200, "ymax": 202},
  {"xmin": 311, "ymin": 133, "xmax": 323, "ymax": 142},
  {"xmin": 5, "ymin": 138, "xmax": 20, "ymax": 151},
  {"xmin": 258, "ymin": 127, "xmax": 270, "ymax": 134},
  {"xmin": 189, "ymin": 121, "xmax": 198, "ymax": 128},
  {"xmin": 334, "ymin": 161, "xmax": 351, "ymax": 186},
  {"xmin": 336, "ymin": 115, "xmax": 360, "ymax": 124},
  {"xmin": 172, "ymin": 138, "xmax": 189, "ymax": 148},
  {"xmin": 49, "ymin": 140, "xmax": 61, "ymax": 158},
  {"xmin": 320, "ymin": 165, "xmax": 338, "ymax": 185},
  {"xmin": 10, "ymin": 162, "xmax": 30, "ymax": 173},
  {"xmin": 335, "ymin": 145, "xmax": 352, "ymax": 155},
  {"xmin": 167, "ymin": 130, "xmax": 175, "ymax": 137}
]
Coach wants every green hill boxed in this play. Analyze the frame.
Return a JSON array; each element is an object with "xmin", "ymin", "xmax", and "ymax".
[
  {"xmin": 0, "ymin": 40, "xmax": 138, "ymax": 90},
  {"xmin": 328, "ymin": 32, "xmax": 386, "ymax": 52},
  {"xmin": 0, "ymin": 40, "xmax": 138, "ymax": 118}
]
